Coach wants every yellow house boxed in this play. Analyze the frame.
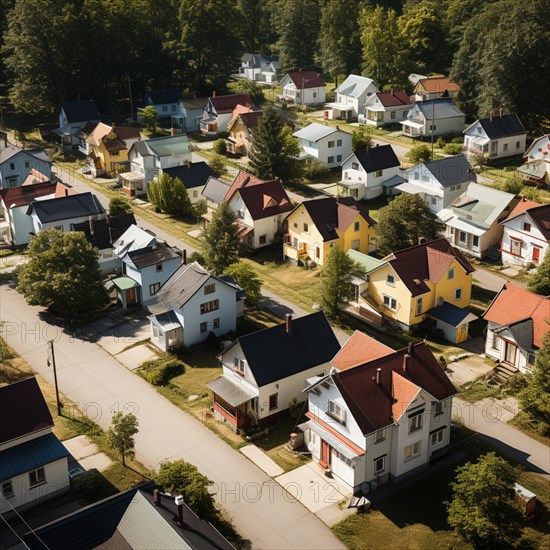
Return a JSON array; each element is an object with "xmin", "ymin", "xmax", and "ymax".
[
  {"xmin": 86, "ymin": 123, "xmax": 142, "ymax": 177},
  {"xmin": 226, "ymin": 111, "xmax": 263, "ymax": 155},
  {"xmin": 283, "ymin": 197, "xmax": 377, "ymax": 266},
  {"xmin": 348, "ymin": 238, "xmax": 477, "ymax": 343}
]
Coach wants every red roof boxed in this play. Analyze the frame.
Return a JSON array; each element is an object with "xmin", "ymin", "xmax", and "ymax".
[
  {"xmin": 286, "ymin": 71, "xmax": 325, "ymax": 89},
  {"xmin": 224, "ymin": 170, "xmax": 265, "ymax": 202},
  {"xmin": 484, "ymin": 283, "xmax": 549, "ymax": 348},
  {"xmin": 416, "ymin": 76, "xmax": 459, "ymax": 94},
  {"xmin": 239, "ymin": 111, "xmax": 263, "ymax": 130},
  {"xmin": 237, "ymin": 179, "xmax": 294, "ymax": 221},
  {"xmin": 22, "ymin": 169, "xmax": 51, "ymax": 186},
  {"xmin": 210, "ymin": 94, "xmax": 253, "ymax": 114},
  {"xmin": 376, "ymin": 90, "xmax": 411, "ymax": 108},
  {"xmin": 331, "ymin": 331, "xmax": 393, "ymax": 371},
  {"xmin": 392, "ymin": 371, "xmax": 421, "ymax": 421},
  {"xmin": 503, "ymin": 198, "xmax": 550, "ymax": 241},
  {"xmin": 504, "ymin": 197, "xmax": 541, "ymax": 220},
  {"xmin": 1, "ymin": 181, "xmax": 58, "ymax": 208}
]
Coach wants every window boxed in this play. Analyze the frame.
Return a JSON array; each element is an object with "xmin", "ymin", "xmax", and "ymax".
[
  {"xmin": 327, "ymin": 156, "xmax": 334, "ymax": 164},
  {"xmin": 24, "ymin": 161, "xmax": 30, "ymax": 168},
  {"xmin": 391, "ymin": 111, "xmax": 396, "ymax": 120},
  {"xmin": 293, "ymin": 222, "xmax": 298, "ymax": 228},
  {"xmin": 200, "ymin": 322, "xmax": 208, "ymax": 333},
  {"xmin": 2, "ymin": 481, "xmax": 14, "ymax": 498},
  {"xmin": 312, "ymin": 92, "xmax": 317, "ymax": 98},
  {"xmin": 336, "ymin": 154, "xmax": 342, "ymax": 163},
  {"xmin": 454, "ymin": 288, "xmax": 462, "ymax": 301},
  {"xmin": 9, "ymin": 162, "xmax": 15, "ymax": 170},
  {"xmin": 523, "ymin": 222, "xmax": 531, "ymax": 232},
  {"xmin": 303, "ymin": 223, "xmax": 310, "ymax": 233},
  {"xmin": 328, "ymin": 400, "xmax": 347, "ymax": 424},
  {"xmin": 374, "ymin": 455, "xmax": 386, "ymax": 474},
  {"xmin": 431, "ymin": 196, "xmax": 437, "ymax": 205},
  {"xmin": 416, "ymin": 297, "xmax": 423, "ymax": 316},
  {"xmin": 429, "ymin": 125, "xmax": 436, "ymax": 131},
  {"xmin": 459, "ymin": 231, "xmax": 467, "ymax": 244},
  {"xmin": 234, "ymin": 357, "xmax": 245, "ymax": 374},
  {"xmin": 238, "ymin": 210, "xmax": 245, "ymax": 219},
  {"xmin": 386, "ymin": 274, "xmax": 395, "ymax": 286},
  {"xmin": 171, "ymin": 105, "xmax": 176, "ymax": 112},
  {"xmin": 352, "ymin": 162, "xmax": 359, "ymax": 170},
  {"xmin": 328, "ymin": 140, "xmax": 335, "ymax": 148},
  {"xmin": 516, "ymin": 141, "xmax": 520, "ymax": 149},
  {"xmin": 374, "ymin": 170, "xmax": 383, "ymax": 178},
  {"xmin": 204, "ymin": 283, "xmax": 216, "ymax": 295},
  {"xmin": 269, "ymin": 393, "xmax": 278, "ymax": 411},
  {"xmin": 431, "ymin": 428, "xmax": 445, "ymax": 446},
  {"xmin": 213, "ymin": 317, "xmax": 220, "ymax": 329},
  {"xmin": 54, "ymin": 225, "xmax": 64, "ymax": 231},
  {"xmin": 29, "ymin": 467, "xmax": 45, "ymax": 487},
  {"xmin": 193, "ymin": 190, "xmax": 198, "ymax": 198},
  {"xmin": 200, "ymin": 299, "xmax": 219, "ymax": 314},
  {"xmin": 477, "ymin": 127, "xmax": 482, "ymax": 134},
  {"xmin": 149, "ymin": 282, "xmax": 161, "ymax": 295},
  {"xmin": 510, "ymin": 238, "xmax": 521, "ymax": 256},
  {"xmin": 409, "ymin": 412, "xmax": 423, "ymax": 433},
  {"xmin": 162, "ymin": 106, "xmax": 168, "ymax": 112},
  {"xmin": 354, "ymin": 221, "xmax": 360, "ymax": 232},
  {"xmin": 259, "ymin": 235, "xmax": 267, "ymax": 245},
  {"xmin": 434, "ymin": 402, "xmax": 443, "ymax": 416},
  {"xmin": 404, "ymin": 441, "xmax": 421, "ymax": 460},
  {"xmin": 337, "ymin": 139, "xmax": 342, "ymax": 147},
  {"xmin": 156, "ymin": 263, "xmax": 163, "ymax": 272},
  {"xmin": 528, "ymin": 353, "xmax": 536, "ymax": 365},
  {"xmin": 447, "ymin": 268, "xmax": 455, "ymax": 280},
  {"xmin": 374, "ymin": 429, "xmax": 386, "ymax": 443},
  {"xmin": 383, "ymin": 295, "xmax": 397, "ymax": 310},
  {"xmin": 503, "ymin": 143, "xmax": 508, "ymax": 152},
  {"xmin": 472, "ymin": 235, "xmax": 480, "ymax": 249}
]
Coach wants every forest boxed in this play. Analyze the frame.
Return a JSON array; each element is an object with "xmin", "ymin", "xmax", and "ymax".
[{"xmin": 0, "ymin": 0, "xmax": 548, "ymax": 130}]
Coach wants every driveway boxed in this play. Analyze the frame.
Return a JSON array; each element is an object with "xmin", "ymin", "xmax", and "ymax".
[{"xmin": 445, "ymin": 355, "xmax": 493, "ymax": 387}]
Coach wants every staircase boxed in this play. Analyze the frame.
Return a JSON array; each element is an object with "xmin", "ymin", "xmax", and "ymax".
[
  {"xmin": 384, "ymin": 316, "xmax": 404, "ymax": 334},
  {"xmin": 490, "ymin": 362, "xmax": 518, "ymax": 386},
  {"xmin": 484, "ymin": 245, "xmax": 502, "ymax": 264}
]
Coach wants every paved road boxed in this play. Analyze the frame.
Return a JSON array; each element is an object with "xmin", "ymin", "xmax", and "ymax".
[{"xmin": 0, "ymin": 285, "xmax": 344, "ymax": 550}]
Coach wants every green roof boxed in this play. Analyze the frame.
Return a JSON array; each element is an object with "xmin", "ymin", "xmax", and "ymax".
[
  {"xmin": 111, "ymin": 276, "xmax": 140, "ymax": 291},
  {"xmin": 451, "ymin": 183, "xmax": 515, "ymax": 226},
  {"xmin": 347, "ymin": 249, "xmax": 385, "ymax": 272}
]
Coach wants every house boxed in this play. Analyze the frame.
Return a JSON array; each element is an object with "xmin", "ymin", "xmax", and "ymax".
[
  {"xmin": 438, "ymin": 183, "xmax": 518, "ymax": 259},
  {"xmin": 361, "ymin": 90, "xmax": 412, "ymax": 126},
  {"xmin": 208, "ymin": 312, "xmax": 340, "ymax": 431},
  {"xmin": 483, "ymin": 283, "xmax": 549, "ymax": 375},
  {"xmin": 148, "ymin": 262, "xmax": 242, "ymax": 351},
  {"xmin": 112, "ymin": 223, "xmax": 158, "ymax": 258},
  {"xmin": 400, "ymin": 99, "xmax": 465, "ymax": 138},
  {"xmin": 293, "ymin": 123, "xmax": 352, "ymax": 168},
  {"xmin": 331, "ymin": 330, "xmax": 394, "ymax": 372},
  {"xmin": 142, "ymin": 89, "xmax": 187, "ymax": 129},
  {"xmin": 201, "ymin": 176, "xmax": 231, "ymax": 212},
  {"xmin": 412, "ymin": 76, "xmax": 459, "ymax": 101},
  {"xmin": 120, "ymin": 134, "xmax": 192, "ymax": 196},
  {"xmin": 0, "ymin": 146, "xmax": 52, "ymax": 188},
  {"xmin": 53, "ymin": 99, "xmax": 100, "ymax": 147},
  {"xmin": 26, "ymin": 191, "xmax": 106, "ymax": 234},
  {"xmin": 408, "ymin": 73, "xmax": 428, "ymax": 87},
  {"xmin": 160, "ymin": 161, "xmax": 218, "ymax": 203},
  {"xmin": 395, "ymin": 155, "xmax": 476, "ymax": 213},
  {"xmin": 328, "ymin": 74, "xmax": 379, "ymax": 121},
  {"xmin": 75, "ymin": 121, "xmax": 97, "ymax": 156},
  {"xmin": 0, "ymin": 377, "xmax": 70, "ymax": 514},
  {"xmin": 349, "ymin": 239, "xmax": 476, "ymax": 341},
  {"xmin": 279, "ymin": 71, "xmax": 326, "ymax": 105},
  {"xmin": 463, "ymin": 112, "xmax": 527, "ymax": 160},
  {"xmin": 283, "ymin": 196, "xmax": 377, "ymax": 266},
  {"xmin": 110, "ymin": 242, "xmax": 182, "ymax": 308},
  {"xmin": 226, "ymin": 111, "xmax": 263, "ymax": 155},
  {"xmin": 200, "ymin": 93, "xmax": 254, "ymax": 135},
  {"xmin": 182, "ymin": 97, "xmax": 208, "ymax": 133},
  {"xmin": 300, "ymin": 341, "xmax": 456, "ymax": 491},
  {"xmin": 239, "ymin": 53, "xmax": 279, "ymax": 83},
  {"xmin": 500, "ymin": 198, "xmax": 550, "ymax": 267},
  {"xmin": 0, "ymin": 181, "xmax": 76, "ymax": 246},
  {"xmin": 518, "ymin": 135, "xmax": 550, "ymax": 186},
  {"xmin": 86, "ymin": 123, "xmax": 142, "ymax": 177},
  {"xmin": 339, "ymin": 144, "xmax": 401, "ymax": 200}
]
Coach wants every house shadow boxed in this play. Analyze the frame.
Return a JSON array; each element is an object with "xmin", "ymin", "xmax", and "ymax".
[{"xmin": 258, "ymin": 295, "xmax": 294, "ymax": 319}]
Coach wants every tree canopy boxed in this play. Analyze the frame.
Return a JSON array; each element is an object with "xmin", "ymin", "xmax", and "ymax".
[
  {"xmin": 528, "ymin": 249, "xmax": 550, "ymax": 296},
  {"xmin": 147, "ymin": 173, "xmax": 192, "ymax": 216},
  {"xmin": 224, "ymin": 262, "xmax": 262, "ymax": 306},
  {"xmin": 109, "ymin": 196, "xmax": 133, "ymax": 216},
  {"xmin": 108, "ymin": 412, "xmax": 139, "ymax": 466}
]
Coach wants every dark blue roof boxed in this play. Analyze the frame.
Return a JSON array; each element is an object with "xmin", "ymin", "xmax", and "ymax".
[
  {"xmin": 427, "ymin": 302, "xmax": 473, "ymax": 328},
  {"xmin": 0, "ymin": 434, "xmax": 70, "ymax": 481},
  {"xmin": 145, "ymin": 89, "xmax": 182, "ymax": 105},
  {"xmin": 59, "ymin": 100, "xmax": 100, "ymax": 123},
  {"xmin": 27, "ymin": 192, "xmax": 105, "ymax": 223},
  {"xmin": 162, "ymin": 161, "xmax": 219, "ymax": 189}
]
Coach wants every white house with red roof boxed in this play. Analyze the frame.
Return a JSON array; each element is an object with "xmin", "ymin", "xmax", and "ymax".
[
  {"xmin": 301, "ymin": 340, "xmax": 456, "ymax": 491},
  {"xmin": 483, "ymin": 283, "xmax": 549, "ymax": 375},
  {"xmin": 362, "ymin": 91, "xmax": 411, "ymax": 127},
  {"xmin": 279, "ymin": 71, "xmax": 326, "ymax": 105},
  {"xmin": 500, "ymin": 198, "xmax": 550, "ymax": 267},
  {"xmin": 199, "ymin": 93, "xmax": 254, "ymax": 135}
]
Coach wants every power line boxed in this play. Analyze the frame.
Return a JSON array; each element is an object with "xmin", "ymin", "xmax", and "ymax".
[{"xmin": 0, "ymin": 511, "xmax": 32, "ymax": 550}]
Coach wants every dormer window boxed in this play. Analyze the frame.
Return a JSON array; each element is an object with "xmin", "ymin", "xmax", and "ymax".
[
  {"xmin": 523, "ymin": 222, "xmax": 531, "ymax": 232},
  {"xmin": 328, "ymin": 399, "xmax": 346, "ymax": 425},
  {"xmin": 477, "ymin": 127, "xmax": 482, "ymax": 134},
  {"xmin": 234, "ymin": 357, "xmax": 245, "ymax": 375},
  {"xmin": 386, "ymin": 274, "xmax": 395, "ymax": 286}
]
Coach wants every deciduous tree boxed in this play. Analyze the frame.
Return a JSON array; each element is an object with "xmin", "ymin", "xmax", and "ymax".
[
  {"xmin": 224, "ymin": 262, "xmax": 262, "ymax": 306},
  {"xmin": 108, "ymin": 412, "xmax": 139, "ymax": 466},
  {"xmin": 352, "ymin": 126, "xmax": 373, "ymax": 152},
  {"xmin": 140, "ymin": 105, "xmax": 158, "ymax": 134},
  {"xmin": 147, "ymin": 173, "xmax": 191, "ymax": 215},
  {"xmin": 528, "ymin": 251, "xmax": 550, "ymax": 296},
  {"xmin": 109, "ymin": 196, "xmax": 133, "ymax": 216},
  {"xmin": 408, "ymin": 144, "xmax": 432, "ymax": 164}
]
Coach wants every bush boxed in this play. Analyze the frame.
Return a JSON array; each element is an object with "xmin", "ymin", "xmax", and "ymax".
[
  {"xmin": 188, "ymin": 251, "xmax": 205, "ymax": 264},
  {"xmin": 520, "ymin": 186, "xmax": 540, "ymax": 201},
  {"xmin": 504, "ymin": 373, "xmax": 528, "ymax": 395},
  {"xmin": 304, "ymin": 158, "xmax": 330, "ymax": 179},
  {"xmin": 208, "ymin": 154, "xmax": 227, "ymax": 176},
  {"xmin": 444, "ymin": 143, "xmax": 464, "ymax": 155},
  {"xmin": 408, "ymin": 144, "xmax": 432, "ymax": 164},
  {"xmin": 72, "ymin": 469, "xmax": 117, "ymax": 503},
  {"xmin": 212, "ymin": 138, "xmax": 227, "ymax": 155},
  {"xmin": 139, "ymin": 358, "xmax": 185, "ymax": 386},
  {"xmin": 451, "ymin": 136, "xmax": 464, "ymax": 144},
  {"xmin": 501, "ymin": 176, "xmax": 523, "ymax": 194},
  {"xmin": 436, "ymin": 137, "xmax": 447, "ymax": 149},
  {"xmin": 0, "ymin": 249, "xmax": 14, "ymax": 257}
]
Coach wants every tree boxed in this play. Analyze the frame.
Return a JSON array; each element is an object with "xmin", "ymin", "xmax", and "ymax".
[
  {"xmin": 192, "ymin": 198, "xmax": 208, "ymax": 221},
  {"xmin": 156, "ymin": 459, "xmax": 217, "ymax": 521},
  {"xmin": 377, "ymin": 194, "xmax": 444, "ymax": 255},
  {"xmin": 236, "ymin": 0, "xmax": 275, "ymax": 54},
  {"xmin": 224, "ymin": 262, "xmax": 262, "ymax": 306},
  {"xmin": 501, "ymin": 176, "xmax": 523, "ymax": 195},
  {"xmin": 17, "ymin": 229, "xmax": 108, "ymax": 322},
  {"xmin": 212, "ymin": 138, "xmax": 227, "ymax": 156},
  {"xmin": 208, "ymin": 154, "xmax": 228, "ymax": 177},
  {"xmin": 108, "ymin": 412, "xmax": 139, "ymax": 466},
  {"xmin": 446, "ymin": 452, "xmax": 523, "ymax": 547},
  {"xmin": 234, "ymin": 79, "xmax": 265, "ymax": 106},
  {"xmin": 320, "ymin": 247, "xmax": 365, "ymax": 319},
  {"xmin": 140, "ymin": 105, "xmax": 158, "ymax": 134},
  {"xmin": 147, "ymin": 173, "xmax": 191, "ymax": 216},
  {"xmin": 248, "ymin": 107, "xmax": 301, "ymax": 183},
  {"xmin": 408, "ymin": 144, "xmax": 432, "ymax": 164},
  {"xmin": 109, "ymin": 196, "xmax": 133, "ymax": 216},
  {"xmin": 202, "ymin": 201, "xmax": 240, "ymax": 275},
  {"xmin": 528, "ymin": 251, "xmax": 550, "ymax": 296},
  {"xmin": 352, "ymin": 126, "xmax": 373, "ymax": 152}
]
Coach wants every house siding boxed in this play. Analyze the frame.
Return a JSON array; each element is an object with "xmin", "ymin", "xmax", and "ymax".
[
  {"xmin": 0, "ymin": 152, "xmax": 52, "ymax": 188},
  {"xmin": 297, "ymin": 131, "xmax": 352, "ymax": 168},
  {"xmin": 485, "ymin": 328, "xmax": 531, "ymax": 374},
  {"xmin": 341, "ymin": 154, "xmax": 401, "ymax": 200},
  {"xmin": 501, "ymin": 213, "xmax": 548, "ymax": 267}
]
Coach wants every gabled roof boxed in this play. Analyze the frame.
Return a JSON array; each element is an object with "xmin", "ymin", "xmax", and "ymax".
[
  {"xmin": 225, "ymin": 170, "xmax": 265, "ymax": 202},
  {"xmin": 182, "ymin": 97, "xmax": 208, "ymax": 110},
  {"xmin": 113, "ymin": 224, "xmax": 157, "ymax": 257},
  {"xmin": 421, "ymin": 155, "xmax": 475, "ymax": 188},
  {"xmin": 483, "ymin": 283, "xmax": 549, "ymax": 348},
  {"xmin": 1, "ymin": 181, "xmax": 58, "ymax": 208},
  {"xmin": 331, "ymin": 331, "xmax": 393, "ymax": 372},
  {"xmin": 502, "ymin": 198, "xmax": 550, "ymax": 240},
  {"xmin": 0, "ymin": 377, "xmax": 53, "ymax": 444},
  {"xmin": 332, "ymin": 342, "xmax": 456, "ymax": 435},
  {"xmin": 209, "ymin": 93, "xmax": 253, "ymax": 114},
  {"xmin": 474, "ymin": 113, "xmax": 526, "ymax": 139},
  {"xmin": 524, "ymin": 134, "xmax": 550, "ymax": 159},
  {"xmin": 236, "ymin": 179, "xmax": 294, "ymax": 220},
  {"xmin": 284, "ymin": 71, "xmax": 325, "ymax": 89},
  {"xmin": 293, "ymin": 123, "xmax": 344, "ymax": 142},
  {"xmin": 336, "ymin": 74, "xmax": 377, "ymax": 98},
  {"xmin": 131, "ymin": 134, "xmax": 190, "ymax": 158},
  {"xmin": 234, "ymin": 110, "xmax": 263, "ymax": 131},
  {"xmin": 411, "ymin": 98, "xmax": 464, "ymax": 120},
  {"xmin": 0, "ymin": 146, "xmax": 52, "ymax": 165},
  {"xmin": 87, "ymin": 123, "xmax": 140, "ymax": 147},
  {"xmin": 72, "ymin": 213, "xmax": 137, "ymax": 250},
  {"xmin": 145, "ymin": 89, "xmax": 182, "ymax": 105},
  {"xmin": 350, "ymin": 144, "xmax": 400, "ymax": 174},
  {"xmin": 347, "ymin": 249, "xmax": 385, "ymax": 272},
  {"xmin": 375, "ymin": 90, "xmax": 411, "ymax": 108},
  {"xmin": 22, "ymin": 169, "xmax": 52, "ymax": 186},
  {"xmin": 379, "ymin": 238, "xmax": 474, "ymax": 297},
  {"xmin": 162, "ymin": 161, "xmax": 218, "ymax": 189},
  {"xmin": 59, "ymin": 99, "xmax": 99, "ymax": 123},
  {"xmin": 126, "ymin": 242, "xmax": 180, "ymax": 269},
  {"xmin": 415, "ymin": 76, "xmax": 459, "ymax": 94},
  {"xmin": 202, "ymin": 176, "xmax": 231, "ymax": 205},
  {"xmin": 241, "ymin": 53, "xmax": 278, "ymax": 66},
  {"xmin": 27, "ymin": 191, "xmax": 105, "ymax": 223},
  {"xmin": 231, "ymin": 312, "xmax": 340, "ymax": 387}
]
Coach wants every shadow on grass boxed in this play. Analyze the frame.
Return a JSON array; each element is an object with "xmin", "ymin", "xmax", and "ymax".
[{"xmin": 254, "ymin": 410, "xmax": 307, "ymax": 452}]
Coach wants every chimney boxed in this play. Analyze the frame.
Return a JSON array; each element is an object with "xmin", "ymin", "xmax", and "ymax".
[
  {"xmin": 418, "ymin": 236, "xmax": 426, "ymax": 245},
  {"xmin": 182, "ymin": 249, "xmax": 187, "ymax": 265},
  {"xmin": 240, "ymin": 176, "xmax": 250, "ymax": 188},
  {"xmin": 88, "ymin": 216, "xmax": 94, "ymax": 235},
  {"xmin": 403, "ymin": 354, "xmax": 410, "ymax": 373},
  {"xmin": 212, "ymin": 91, "xmax": 216, "ymax": 98},
  {"xmin": 376, "ymin": 368, "xmax": 382, "ymax": 385},
  {"xmin": 153, "ymin": 488, "xmax": 161, "ymax": 506},
  {"xmin": 285, "ymin": 313, "xmax": 292, "ymax": 335},
  {"xmin": 65, "ymin": 188, "xmax": 69, "ymax": 197},
  {"xmin": 489, "ymin": 111, "xmax": 493, "ymax": 123},
  {"xmin": 408, "ymin": 341, "xmax": 413, "ymax": 354},
  {"xmin": 175, "ymin": 495, "xmax": 184, "ymax": 525},
  {"xmin": 499, "ymin": 108, "xmax": 503, "ymax": 117},
  {"xmin": 106, "ymin": 213, "xmax": 111, "ymax": 225},
  {"xmin": 391, "ymin": 89, "xmax": 394, "ymax": 96}
]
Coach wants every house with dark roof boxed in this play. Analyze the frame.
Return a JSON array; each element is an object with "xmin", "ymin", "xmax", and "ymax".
[
  {"xmin": 396, "ymin": 155, "xmax": 476, "ymax": 213},
  {"xmin": 483, "ymin": 283, "xmax": 549, "ymax": 375},
  {"xmin": 148, "ymin": 262, "xmax": 243, "ymax": 351},
  {"xmin": 239, "ymin": 53, "xmax": 279, "ymax": 83},
  {"xmin": 0, "ymin": 377, "xmax": 70, "ymax": 514},
  {"xmin": 283, "ymin": 197, "xmax": 377, "ymax": 265},
  {"xmin": 208, "ymin": 312, "xmax": 340, "ymax": 430},
  {"xmin": 201, "ymin": 176, "xmax": 231, "ymax": 212},
  {"xmin": 142, "ymin": 89, "xmax": 187, "ymax": 129},
  {"xmin": 200, "ymin": 93, "xmax": 254, "ymax": 135},
  {"xmin": 518, "ymin": 134, "xmax": 550, "ymax": 185},
  {"xmin": 352, "ymin": 239, "xmax": 477, "ymax": 341},
  {"xmin": 464, "ymin": 112, "xmax": 527, "ymax": 160},
  {"xmin": 182, "ymin": 97, "xmax": 209, "ymax": 133},
  {"xmin": 412, "ymin": 76, "xmax": 459, "ymax": 101},
  {"xmin": 0, "ymin": 145, "xmax": 53, "ymax": 188},
  {"xmin": 226, "ymin": 110, "xmax": 263, "ymax": 155},
  {"xmin": 279, "ymin": 71, "xmax": 326, "ymax": 105},
  {"xmin": 293, "ymin": 123, "xmax": 352, "ymax": 168},
  {"xmin": 161, "ymin": 161, "xmax": 219, "ymax": 202},
  {"xmin": 300, "ymin": 341, "xmax": 456, "ymax": 490},
  {"xmin": 339, "ymin": 144, "xmax": 402, "ymax": 200},
  {"xmin": 328, "ymin": 74, "xmax": 379, "ymax": 120},
  {"xmin": 400, "ymin": 98, "xmax": 465, "ymax": 138},
  {"xmin": 362, "ymin": 90, "xmax": 412, "ymax": 127},
  {"xmin": 54, "ymin": 99, "xmax": 100, "ymax": 147}
]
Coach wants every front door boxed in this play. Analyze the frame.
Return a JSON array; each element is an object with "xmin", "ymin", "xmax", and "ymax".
[
  {"xmin": 126, "ymin": 287, "xmax": 137, "ymax": 305},
  {"xmin": 504, "ymin": 341, "xmax": 517, "ymax": 366},
  {"xmin": 532, "ymin": 247, "xmax": 541, "ymax": 263},
  {"xmin": 320, "ymin": 440, "xmax": 331, "ymax": 468}
]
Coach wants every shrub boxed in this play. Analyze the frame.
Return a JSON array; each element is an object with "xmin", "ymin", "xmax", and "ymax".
[
  {"xmin": 501, "ymin": 176, "xmax": 523, "ymax": 194},
  {"xmin": 451, "ymin": 136, "xmax": 464, "ymax": 144},
  {"xmin": 208, "ymin": 154, "xmax": 227, "ymax": 176},
  {"xmin": 520, "ymin": 186, "xmax": 540, "ymax": 201},
  {"xmin": 408, "ymin": 144, "xmax": 431, "ymax": 164},
  {"xmin": 188, "ymin": 251, "xmax": 205, "ymax": 264},
  {"xmin": 436, "ymin": 137, "xmax": 447, "ymax": 149},
  {"xmin": 304, "ymin": 158, "xmax": 330, "ymax": 179},
  {"xmin": 444, "ymin": 143, "xmax": 464, "ymax": 155},
  {"xmin": 212, "ymin": 138, "xmax": 227, "ymax": 155},
  {"xmin": 140, "ymin": 358, "xmax": 185, "ymax": 386},
  {"xmin": 505, "ymin": 373, "xmax": 528, "ymax": 395}
]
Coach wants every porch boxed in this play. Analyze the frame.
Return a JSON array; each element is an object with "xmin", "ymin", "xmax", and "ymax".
[
  {"xmin": 282, "ymin": 236, "xmax": 314, "ymax": 265},
  {"xmin": 118, "ymin": 171, "xmax": 145, "ymax": 197},
  {"xmin": 446, "ymin": 221, "xmax": 484, "ymax": 257},
  {"xmin": 337, "ymin": 180, "xmax": 362, "ymax": 199},
  {"xmin": 464, "ymin": 135, "xmax": 490, "ymax": 157},
  {"xmin": 400, "ymin": 119, "xmax": 424, "ymax": 137},
  {"xmin": 199, "ymin": 116, "xmax": 219, "ymax": 135},
  {"xmin": 207, "ymin": 376, "xmax": 257, "ymax": 431},
  {"xmin": 149, "ymin": 311, "xmax": 183, "ymax": 352},
  {"xmin": 108, "ymin": 276, "xmax": 141, "ymax": 308},
  {"xmin": 326, "ymin": 102, "xmax": 355, "ymax": 121}
]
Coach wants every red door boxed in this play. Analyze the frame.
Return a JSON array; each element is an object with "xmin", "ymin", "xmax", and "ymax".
[
  {"xmin": 532, "ymin": 247, "xmax": 541, "ymax": 263},
  {"xmin": 320, "ymin": 440, "xmax": 331, "ymax": 468}
]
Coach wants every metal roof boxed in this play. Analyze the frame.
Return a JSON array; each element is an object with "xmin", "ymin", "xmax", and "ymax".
[
  {"xmin": 27, "ymin": 192, "xmax": 105, "ymax": 223},
  {"xmin": 110, "ymin": 276, "xmax": 141, "ymax": 291},
  {"xmin": 426, "ymin": 302, "xmax": 478, "ymax": 328},
  {"xmin": 293, "ymin": 123, "xmax": 341, "ymax": 143},
  {"xmin": 207, "ymin": 376, "xmax": 257, "ymax": 407},
  {"xmin": 336, "ymin": 74, "xmax": 378, "ymax": 99},
  {"xmin": 201, "ymin": 176, "xmax": 231, "ymax": 205}
]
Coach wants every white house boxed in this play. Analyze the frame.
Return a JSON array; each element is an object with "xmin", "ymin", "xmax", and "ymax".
[
  {"xmin": 463, "ymin": 113, "xmax": 527, "ymax": 160},
  {"xmin": 293, "ymin": 123, "xmax": 352, "ymax": 168},
  {"xmin": 412, "ymin": 76, "xmax": 459, "ymax": 102},
  {"xmin": 339, "ymin": 144, "xmax": 401, "ymax": 200},
  {"xmin": 148, "ymin": 262, "xmax": 242, "ymax": 351},
  {"xmin": 208, "ymin": 312, "xmax": 340, "ymax": 431},
  {"xmin": 200, "ymin": 93, "xmax": 254, "ymax": 135},
  {"xmin": 141, "ymin": 89, "xmax": 187, "ymax": 129},
  {"xmin": 113, "ymin": 224, "xmax": 158, "ymax": 259},
  {"xmin": 401, "ymin": 99, "xmax": 465, "ymax": 138},
  {"xmin": 438, "ymin": 183, "xmax": 517, "ymax": 259},
  {"xmin": 181, "ymin": 97, "xmax": 208, "ymax": 133},
  {"xmin": 0, "ymin": 146, "xmax": 52, "ymax": 188},
  {"xmin": 121, "ymin": 134, "xmax": 193, "ymax": 196},
  {"xmin": 239, "ymin": 53, "xmax": 279, "ymax": 83},
  {"xmin": 300, "ymin": 340, "xmax": 456, "ymax": 491},
  {"xmin": 396, "ymin": 155, "xmax": 476, "ymax": 213},
  {"xmin": 201, "ymin": 176, "xmax": 231, "ymax": 213},
  {"xmin": 53, "ymin": 99, "xmax": 100, "ymax": 147},
  {"xmin": 518, "ymin": 135, "xmax": 550, "ymax": 186},
  {"xmin": 328, "ymin": 74, "xmax": 379, "ymax": 121},
  {"xmin": 361, "ymin": 91, "xmax": 411, "ymax": 127},
  {"xmin": 500, "ymin": 198, "xmax": 550, "ymax": 267},
  {"xmin": 484, "ymin": 283, "xmax": 549, "ymax": 375},
  {"xmin": 279, "ymin": 71, "xmax": 326, "ymax": 105},
  {"xmin": 0, "ymin": 377, "xmax": 70, "ymax": 514}
]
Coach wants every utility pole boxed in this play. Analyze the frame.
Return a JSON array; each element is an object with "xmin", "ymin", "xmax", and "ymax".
[
  {"xmin": 127, "ymin": 75, "xmax": 134, "ymax": 122},
  {"xmin": 431, "ymin": 103, "xmax": 435, "ymax": 160},
  {"xmin": 47, "ymin": 340, "xmax": 61, "ymax": 416}
]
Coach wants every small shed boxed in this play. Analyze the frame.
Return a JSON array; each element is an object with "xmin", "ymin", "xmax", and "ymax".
[{"xmin": 514, "ymin": 483, "xmax": 536, "ymax": 517}]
